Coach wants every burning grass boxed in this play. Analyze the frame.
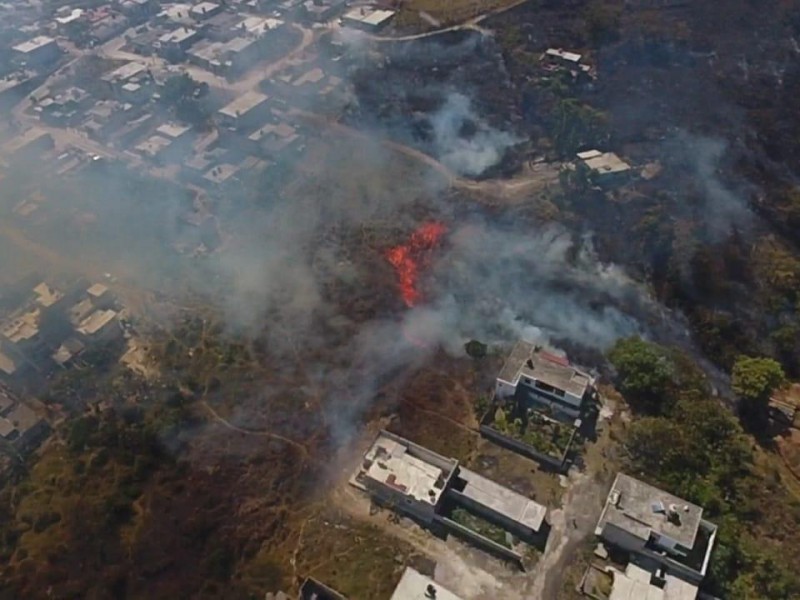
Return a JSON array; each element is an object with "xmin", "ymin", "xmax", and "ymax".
[{"xmin": 385, "ymin": 221, "xmax": 447, "ymax": 307}]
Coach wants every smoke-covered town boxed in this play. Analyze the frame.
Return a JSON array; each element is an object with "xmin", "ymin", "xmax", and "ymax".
[{"xmin": 1, "ymin": 0, "xmax": 800, "ymax": 599}]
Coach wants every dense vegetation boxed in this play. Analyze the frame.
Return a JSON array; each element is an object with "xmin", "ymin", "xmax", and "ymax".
[{"xmin": 609, "ymin": 337, "xmax": 800, "ymax": 600}]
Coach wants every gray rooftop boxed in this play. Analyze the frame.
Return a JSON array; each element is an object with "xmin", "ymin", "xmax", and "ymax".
[
  {"xmin": 102, "ymin": 61, "xmax": 147, "ymax": 83},
  {"xmin": 497, "ymin": 340, "xmax": 592, "ymax": 398},
  {"xmin": 597, "ymin": 473, "xmax": 704, "ymax": 549},
  {"xmin": 218, "ymin": 91, "xmax": 268, "ymax": 119},
  {"xmin": 577, "ymin": 150, "xmax": 631, "ymax": 175},
  {"xmin": 610, "ymin": 563, "xmax": 698, "ymax": 600},
  {"xmin": 458, "ymin": 467, "xmax": 547, "ymax": 532},
  {"xmin": 390, "ymin": 567, "xmax": 463, "ymax": 600},
  {"xmin": 13, "ymin": 36, "xmax": 56, "ymax": 53},
  {"xmin": 1, "ymin": 402, "xmax": 41, "ymax": 437},
  {"xmin": 353, "ymin": 432, "xmax": 456, "ymax": 506}
]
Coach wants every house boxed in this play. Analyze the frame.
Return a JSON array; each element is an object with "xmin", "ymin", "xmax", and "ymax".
[
  {"xmin": 595, "ymin": 473, "xmax": 717, "ymax": 585},
  {"xmin": 119, "ymin": 0, "xmax": 159, "ymax": 21},
  {"xmin": 101, "ymin": 61, "xmax": 151, "ymax": 97},
  {"xmin": 299, "ymin": 578, "xmax": 347, "ymax": 600},
  {"xmin": 576, "ymin": 150, "xmax": 632, "ymax": 180},
  {"xmin": 0, "ymin": 401, "xmax": 50, "ymax": 454},
  {"xmin": 51, "ymin": 337, "xmax": 85, "ymax": 367},
  {"xmin": 12, "ymin": 36, "xmax": 61, "ymax": 67},
  {"xmin": 301, "ymin": 0, "xmax": 346, "ymax": 22},
  {"xmin": 157, "ymin": 26, "xmax": 201, "ymax": 58},
  {"xmin": 495, "ymin": 341, "xmax": 596, "ymax": 419},
  {"xmin": 190, "ymin": 1, "xmax": 223, "ymax": 20},
  {"xmin": 54, "ymin": 8, "xmax": 85, "ymax": 34},
  {"xmin": 351, "ymin": 430, "xmax": 549, "ymax": 557},
  {"xmin": 217, "ymin": 91, "xmax": 270, "ymax": 130},
  {"xmin": 75, "ymin": 309, "xmax": 121, "ymax": 343},
  {"xmin": 390, "ymin": 567, "xmax": 463, "ymax": 600},
  {"xmin": 247, "ymin": 121, "xmax": 300, "ymax": 159},
  {"xmin": 341, "ymin": 7, "xmax": 395, "ymax": 31},
  {"xmin": 352, "ymin": 430, "xmax": 458, "ymax": 525},
  {"xmin": 605, "ymin": 562, "xmax": 700, "ymax": 600}
]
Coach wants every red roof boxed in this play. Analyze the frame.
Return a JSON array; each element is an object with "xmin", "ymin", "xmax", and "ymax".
[{"xmin": 539, "ymin": 351, "xmax": 570, "ymax": 367}]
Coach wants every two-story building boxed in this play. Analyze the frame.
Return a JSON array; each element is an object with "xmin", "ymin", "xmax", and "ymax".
[
  {"xmin": 495, "ymin": 340, "xmax": 596, "ymax": 419},
  {"xmin": 595, "ymin": 473, "xmax": 717, "ymax": 585}
]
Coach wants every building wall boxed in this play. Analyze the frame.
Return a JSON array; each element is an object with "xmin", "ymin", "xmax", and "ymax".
[
  {"xmin": 600, "ymin": 523, "xmax": 705, "ymax": 584},
  {"xmin": 363, "ymin": 478, "xmax": 436, "ymax": 525}
]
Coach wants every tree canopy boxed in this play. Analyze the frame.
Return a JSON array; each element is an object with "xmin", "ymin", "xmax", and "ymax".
[
  {"xmin": 731, "ymin": 355, "xmax": 785, "ymax": 408},
  {"xmin": 607, "ymin": 336, "xmax": 674, "ymax": 412}
]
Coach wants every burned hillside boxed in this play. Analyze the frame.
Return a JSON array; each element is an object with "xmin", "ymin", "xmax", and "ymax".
[{"xmin": 347, "ymin": 32, "xmax": 525, "ymax": 177}]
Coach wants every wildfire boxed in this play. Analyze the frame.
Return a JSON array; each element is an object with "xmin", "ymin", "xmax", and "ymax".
[{"xmin": 385, "ymin": 221, "xmax": 447, "ymax": 307}]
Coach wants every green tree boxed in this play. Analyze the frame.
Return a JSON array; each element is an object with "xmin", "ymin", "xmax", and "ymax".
[
  {"xmin": 608, "ymin": 337, "xmax": 673, "ymax": 412},
  {"xmin": 731, "ymin": 355, "xmax": 785, "ymax": 409}
]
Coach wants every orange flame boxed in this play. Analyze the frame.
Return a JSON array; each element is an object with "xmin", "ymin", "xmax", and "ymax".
[{"xmin": 385, "ymin": 222, "xmax": 447, "ymax": 307}]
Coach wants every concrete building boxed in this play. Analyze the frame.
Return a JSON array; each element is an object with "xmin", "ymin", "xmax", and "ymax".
[
  {"xmin": 352, "ymin": 430, "xmax": 458, "ymax": 525},
  {"xmin": 301, "ymin": 0, "xmax": 346, "ymax": 22},
  {"xmin": 544, "ymin": 48, "xmax": 582, "ymax": 65},
  {"xmin": 75, "ymin": 309, "xmax": 121, "ymax": 343},
  {"xmin": 54, "ymin": 8, "xmax": 85, "ymax": 34},
  {"xmin": 217, "ymin": 90, "xmax": 270, "ymax": 129},
  {"xmin": 576, "ymin": 150, "xmax": 632, "ymax": 179},
  {"xmin": 101, "ymin": 61, "xmax": 151, "ymax": 97},
  {"xmin": 352, "ymin": 431, "xmax": 549, "ymax": 560},
  {"xmin": 390, "ymin": 567, "xmax": 463, "ymax": 600},
  {"xmin": 0, "ymin": 400, "xmax": 49, "ymax": 454},
  {"xmin": 495, "ymin": 341, "xmax": 596, "ymax": 419},
  {"xmin": 52, "ymin": 337, "xmax": 85, "ymax": 367},
  {"xmin": 12, "ymin": 36, "xmax": 61, "ymax": 66},
  {"xmin": 607, "ymin": 562, "xmax": 699, "ymax": 600},
  {"xmin": 341, "ymin": 7, "xmax": 395, "ymax": 31},
  {"xmin": 190, "ymin": 1, "xmax": 223, "ymax": 20},
  {"xmin": 451, "ymin": 467, "xmax": 547, "ymax": 541},
  {"xmin": 248, "ymin": 120, "xmax": 300, "ymax": 158},
  {"xmin": 299, "ymin": 578, "xmax": 347, "ymax": 600},
  {"xmin": 595, "ymin": 473, "xmax": 717, "ymax": 585},
  {"xmin": 158, "ymin": 26, "xmax": 201, "ymax": 57}
]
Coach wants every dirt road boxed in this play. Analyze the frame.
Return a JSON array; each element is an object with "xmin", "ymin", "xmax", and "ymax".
[{"xmin": 526, "ymin": 470, "xmax": 609, "ymax": 598}]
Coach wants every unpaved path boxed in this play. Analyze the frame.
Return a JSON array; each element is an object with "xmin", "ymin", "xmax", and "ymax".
[{"xmin": 527, "ymin": 470, "xmax": 610, "ymax": 598}]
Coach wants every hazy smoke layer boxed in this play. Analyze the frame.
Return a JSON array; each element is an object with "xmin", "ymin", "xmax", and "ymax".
[
  {"xmin": 671, "ymin": 131, "xmax": 752, "ymax": 238},
  {"xmin": 430, "ymin": 93, "xmax": 519, "ymax": 177}
]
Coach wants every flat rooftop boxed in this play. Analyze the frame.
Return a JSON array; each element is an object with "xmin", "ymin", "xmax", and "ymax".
[
  {"xmin": 157, "ymin": 122, "xmax": 192, "ymax": 139},
  {"xmin": 610, "ymin": 563, "xmax": 698, "ymax": 600},
  {"xmin": 1, "ymin": 311, "xmax": 39, "ymax": 344},
  {"xmin": 33, "ymin": 282, "xmax": 63, "ymax": 308},
  {"xmin": 577, "ymin": 150, "xmax": 631, "ymax": 175},
  {"xmin": 390, "ymin": 567, "xmax": 463, "ymax": 600},
  {"xmin": 355, "ymin": 432, "xmax": 455, "ymax": 506},
  {"xmin": 77, "ymin": 309, "xmax": 118, "ymax": 336},
  {"xmin": 0, "ymin": 352, "xmax": 19, "ymax": 376},
  {"xmin": 497, "ymin": 340, "xmax": 592, "ymax": 398},
  {"xmin": 87, "ymin": 283, "xmax": 109, "ymax": 298},
  {"xmin": 218, "ymin": 91, "xmax": 269, "ymax": 119},
  {"xmin": 2, "ymin": 402, "xmax": 41, "ymax": 436},
  {"xmin": 343, "ymin": 7, "xmax": 395, "ymax": 26},
  {"xmin": 597, "ymin": 473, "xmax": 704, "ymax": 549},
  {"xmin": 13, "ymin": 36, "xmax": 56, "ymax": 53},
  {"xmin": 546, "ymin": 48, "xmax": 581, "ymax": 63},
  {"xmin": 102, "ymin": 61, "xmax": 147, "ymax": 82},
  {"xmin": 458, "ymin": 467, "xmax": 547, "ymax": 532}
]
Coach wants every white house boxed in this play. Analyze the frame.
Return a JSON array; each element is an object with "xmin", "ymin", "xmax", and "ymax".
[
  {"xmin": 495, "ymin": 340, "xmax": 595, "ymax": 418},
  {"xmin": 595, "ymin": 473, "xmax": 717, "ymax": 585}
]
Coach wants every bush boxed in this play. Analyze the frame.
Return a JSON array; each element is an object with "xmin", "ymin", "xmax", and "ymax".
[{"xmin": 608, "ymin": 337, "xmax": 674, "ymax": 412}]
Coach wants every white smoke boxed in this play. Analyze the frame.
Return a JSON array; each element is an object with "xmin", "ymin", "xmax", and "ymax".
[{"xmin": 429, "ymin": 93, "xmax": 520, "ymax": 177}]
